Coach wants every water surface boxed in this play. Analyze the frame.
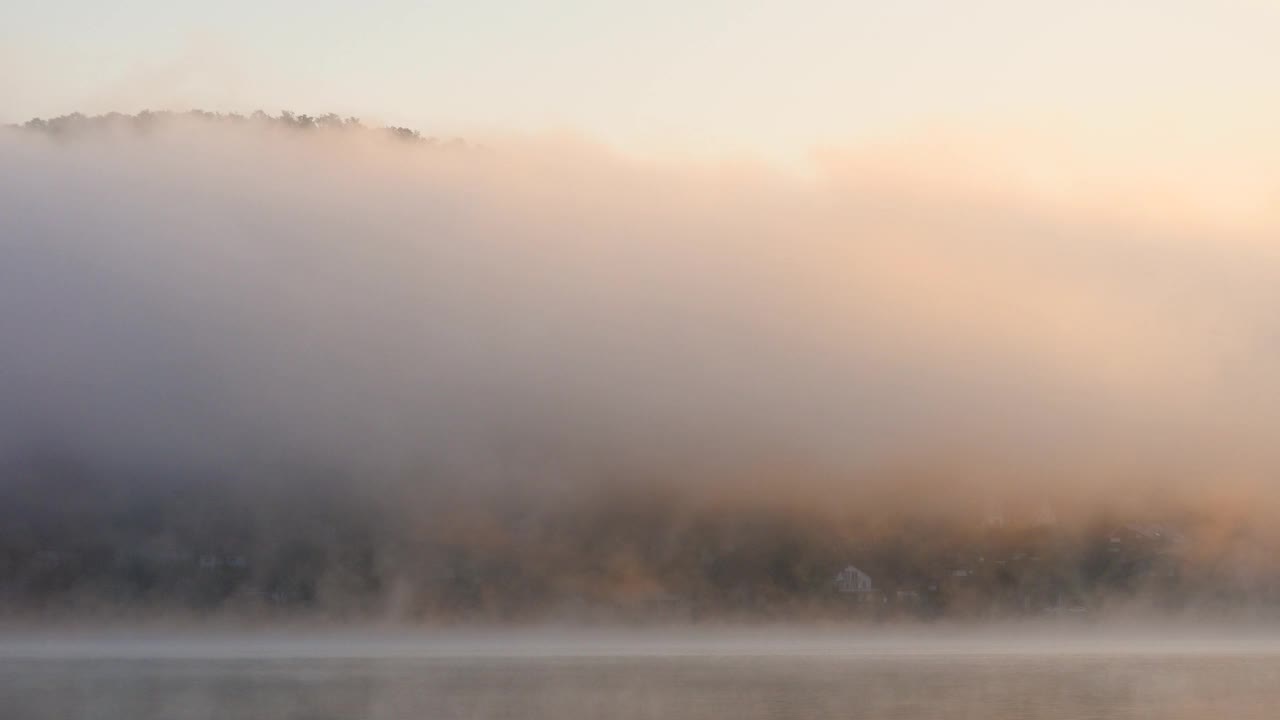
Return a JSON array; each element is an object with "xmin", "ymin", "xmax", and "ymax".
[{"xmin": 3, "ymin": 632, "xmax": 1278, "ymax": 719}]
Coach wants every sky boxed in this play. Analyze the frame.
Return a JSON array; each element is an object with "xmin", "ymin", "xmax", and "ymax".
[{"xmin": 5, "ymin": 0, "xmax": 1280, "ymax": 166}]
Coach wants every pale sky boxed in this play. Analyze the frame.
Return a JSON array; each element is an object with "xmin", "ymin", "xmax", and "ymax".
[{"xmin": 5, "ymin": 0, "xmax": 1280, "ymax": 164}]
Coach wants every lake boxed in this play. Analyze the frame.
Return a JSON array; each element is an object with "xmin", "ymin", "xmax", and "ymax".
[{"xmin": 3, "ymin": 631, "xmax": 1278, "ymax": 719}]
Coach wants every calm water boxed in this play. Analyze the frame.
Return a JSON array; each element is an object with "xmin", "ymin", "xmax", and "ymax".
[{"xmin": 2, "ymin": 650, "xmax": 1279, "ymax": 720}]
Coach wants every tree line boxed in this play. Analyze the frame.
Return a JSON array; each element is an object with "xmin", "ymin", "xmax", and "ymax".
[
  {"xmin": 10, "ymin": 110, "xmax": 465, "ymax": 147},
  {"xmin": 2, "ymin": 453, "xmax": 1277, "ymax": 622}
]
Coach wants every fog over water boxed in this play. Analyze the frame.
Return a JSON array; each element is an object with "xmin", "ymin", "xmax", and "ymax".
[
  {"xmin": 5, "ymin": 628, "xmax": 1280, "ymax": 720},
  {"xmin": 11, "ymin": 2, "xmax": 1280, "ymax": 714},
  {"xmin": 4, "ymin": 114, "xmax": 1280, "ymax": 620},
  {"xmin": 5, "ymin": 116, "xmax": 1279, "ymax": 497},
  {"xmin": 8, "ymin": 624, "xmax": 1280, "ymax": 659}
]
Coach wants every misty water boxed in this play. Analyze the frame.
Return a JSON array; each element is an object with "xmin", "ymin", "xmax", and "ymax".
[{"xmin": 4, "ymin": 632, "xmax": 1279, "ymax": 719}]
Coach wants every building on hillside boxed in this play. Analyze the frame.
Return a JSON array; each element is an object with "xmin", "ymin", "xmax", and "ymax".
[{"xmin": 833, "ymin": 565, "xmax": 874, "ymax": 594}]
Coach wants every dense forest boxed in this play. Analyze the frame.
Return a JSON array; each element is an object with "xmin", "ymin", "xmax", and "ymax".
[
  {"xmin": 10, "ymin": 110, "xmax": 461, "ymax": 146},
  {"xmin": 2, "ymin": 453, "xmax": 1276, "ymax": 622}
]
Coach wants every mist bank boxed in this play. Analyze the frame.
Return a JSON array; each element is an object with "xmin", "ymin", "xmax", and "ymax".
[
  {"xmin": 4, "ymin": 111, "xmax": 1280, "ymax": 621},
  {"xmin": 12, "ymin": 622, "xmax": 1280, "ymax": 659},
  {"xmin": 3, "ymin": 466, "xmax": 1278, "ymax": 623}
]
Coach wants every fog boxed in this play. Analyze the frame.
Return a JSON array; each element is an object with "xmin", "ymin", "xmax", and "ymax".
[
  {"xmin": 3, "ymin": 113, "xmax": 1280, "ymax": 619},
  {"xmin": 10, "ymin": 626, "xmax": 1280, "ymax": 720},
  {"xmin": 11, "ymin": 624, "xmax": 1280, "ymax": 659}
]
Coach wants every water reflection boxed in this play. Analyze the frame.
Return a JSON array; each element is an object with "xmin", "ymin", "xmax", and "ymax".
[{"xmin": 3, "ymin": 653, "xmax": 1278, "ymax": 719}]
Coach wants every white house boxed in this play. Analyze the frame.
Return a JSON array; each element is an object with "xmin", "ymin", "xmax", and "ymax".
[{"xmin": 833, "ymin": 565, "xmax": 873, "ymax": 593}]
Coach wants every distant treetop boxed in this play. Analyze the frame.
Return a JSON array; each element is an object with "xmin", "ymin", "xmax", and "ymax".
[{"xmin": 12, "ymin": 110, "xmax": 463, "ymax": 147}]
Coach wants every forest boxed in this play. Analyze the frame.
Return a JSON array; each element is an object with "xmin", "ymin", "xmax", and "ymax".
[
  {"xmin": 2, "ymin": 453, "xmax": 1274, "ymax": 622},
  {"xmin": 12, "ymin": 110, "xmax": 452, "ymax": 145}
]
